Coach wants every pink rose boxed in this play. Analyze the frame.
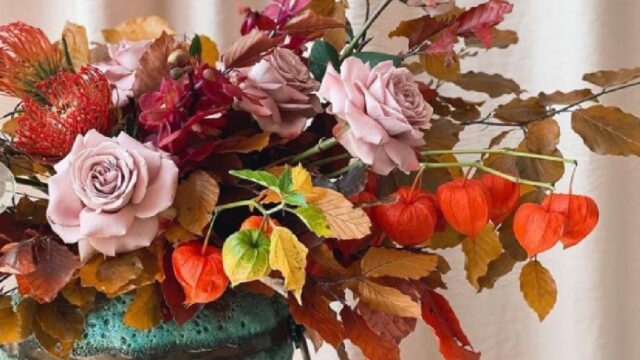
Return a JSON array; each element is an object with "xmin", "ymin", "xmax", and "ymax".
[
  {"xmin": 405, "ymin": 0, "xmax": 456, "ymax": 16},
  {"xmin": 46, "ymin": 130, "xmax": 178, "ymax": 260},
  {"xmin": 93, "ymin": 40, "xmax": 151, "ymax": 107},
  {"xmin": 235, "ymin": 48, "xmax": 322, "ymax": 139},
  {"xmin": 318, "ymin": 58, "xmax": 433, "ymax": 175}
]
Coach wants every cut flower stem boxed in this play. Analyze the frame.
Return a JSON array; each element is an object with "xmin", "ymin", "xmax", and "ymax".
[{"xmin": 421, "ymin": 148, "xmax": 577, "ymax": 165}]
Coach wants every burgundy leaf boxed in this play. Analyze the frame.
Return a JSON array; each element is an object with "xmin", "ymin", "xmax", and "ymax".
[
  {"xmin": 0, "ymin": 240, "xmax": 36, "ymax": 275},
  {"xmin": 357, "ymin": 303, "xmax": 417, "ymax": 345}
]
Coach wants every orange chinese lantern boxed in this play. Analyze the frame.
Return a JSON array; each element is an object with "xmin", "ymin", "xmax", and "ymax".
[
  {"xmin": 436, "ymin": 179, "xmax": 490, "ymax": 239},
  {"xmin": 513, "ymin": 203, "xmax": 567, "ymax": 257},
  {"xmin": 480, "ymin": 174, "xmax": 520, "ymax": 224},
  {"xmin": 239, "ymin": 215, "xmax": 280, "ymax": 235},
  {"xmin": 541, "ymin": 193, "xmax": 599, "ymax": 248},
  {"xmin": 172, "ymin": 241, "xmax": 229, "ymax": 305}
]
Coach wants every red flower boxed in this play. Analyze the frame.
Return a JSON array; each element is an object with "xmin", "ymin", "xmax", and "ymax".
[
  {"xmin": 14, "ymin": 67, "xmax": 112, "ymax": 158},
  {"xmin": 0, "ymin": 22, "xmax": 62, "ymax": 98}
]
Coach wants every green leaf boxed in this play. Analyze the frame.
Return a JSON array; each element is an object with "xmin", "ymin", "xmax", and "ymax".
[
  {"xmin": 294, "ymin": 205, "xmax": 333, "ymax": 237},
  {"xmin": 229, "ymin": 169, "xmax": 279, "ymax": 190},
  {"xmin": 308, "ymin": 40, "xmax": 340, "ymax": 81},
  {"xmin": 284, "ymin": 192, "xmax": 307, "ymax": 207},
  {"xmin": 189, "ymin": 34, "xmax": 202, "ymax": 58},
  {"xmin": 222, "ymin": 230, "xmax": 271, "ymax": 286},
  {"xmin": 352, "ymin": 52, "xmax": 402, "ymax": 67},
  {"xmin": 278, "ymin": 167, "xmax": 294, "ymax": 194}
]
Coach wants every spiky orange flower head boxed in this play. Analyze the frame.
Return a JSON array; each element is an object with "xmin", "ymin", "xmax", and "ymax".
[
  {"xmin": 14, "ymin": 67, "xmax": 112, "ymax": 158},
  {"xmin": 0, "ymin": 22, "xmax": 62, "ymax": 98}
]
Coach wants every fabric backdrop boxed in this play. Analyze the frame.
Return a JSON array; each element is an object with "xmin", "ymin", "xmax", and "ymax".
[{"xmin": 1, "ymin": 1, "xmax": 639, "ymax": 359}]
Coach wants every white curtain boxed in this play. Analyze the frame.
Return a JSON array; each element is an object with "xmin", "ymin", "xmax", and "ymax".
[{"xmin": 2, "ymin": 1, "xmax": 640, "ymax": 359}]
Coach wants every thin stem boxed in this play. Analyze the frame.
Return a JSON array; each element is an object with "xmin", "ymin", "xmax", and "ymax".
[
  {"xmin": 325, "ymin": 160, "xmax": 362, "ymax": 178},
  {"xmin": 422, "ymin": 161, "xmax": 555, "ymax": 191},
  {"xmin": 286, "ymin": 137, "xmax": 339, "ymax": 165},
  {"xmin": 306, "ymin": 153, "xmax": 350, "ymax": 167},
  {"xmin": 339, "ymin": 0, "xmax": 394, "ymax": 61},
  {"xmin": 421, "ymin": 148, "xmax": 577, "ymax": 165},
  {"xmin": 15, "ymin": 177, "xmax": 48, "ymax": 193}
]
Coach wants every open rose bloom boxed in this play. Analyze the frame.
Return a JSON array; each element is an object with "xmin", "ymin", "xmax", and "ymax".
[{"xmin": 46, "ymin": 130, "xmax": 178, "ymax": 260}]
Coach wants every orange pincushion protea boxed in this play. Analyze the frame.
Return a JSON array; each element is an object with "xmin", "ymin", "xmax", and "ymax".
[
  {"xmin": 0, "ymin": 22, "xmax": 62, "ymax": 98},
  {"xmin": 14, "ymin": 67, "xmax": 112, "ymax": 157}
]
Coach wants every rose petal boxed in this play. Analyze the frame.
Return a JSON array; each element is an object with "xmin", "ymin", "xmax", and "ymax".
[
  {"xmin": 116, "ymin": 132, "xmax": 163, "ymax": 179},
  {"xmin": 344, "ymin": 101, "xmax": 389, "ymax": 144},
  {"xmin": 78, "ymin": 241, "xmax": 97, "ymax": 262},
  {"xmin": 50, "ymin": 223, "xmax": 84, "ymax": 245},
  {"xmin": 46, "ymin": 170, "xmax": 83, "ymax": 227},
  {"xmin": 79, "ymin": 206, "xmax": 136, "ymax": 238},
  {"xmin": 384, "ymin": 138, "xmax": 421, "ymax": 174},
  {"xmin": 135, "ymin": 157, "xmax": 179, "ymax": 218},
  {"xmin": 87, "ymin": 216, "xmax": 159, "ymax": 257}
]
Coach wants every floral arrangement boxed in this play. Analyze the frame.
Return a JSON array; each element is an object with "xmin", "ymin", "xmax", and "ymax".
[{"xmin": 0, "ymin": 0, "xmax": 637, "ymax": 359}]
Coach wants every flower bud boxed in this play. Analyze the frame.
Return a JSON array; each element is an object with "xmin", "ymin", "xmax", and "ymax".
[{"xmin": 167, "ymin": 49, "xmax": 189, "ymax": 68}]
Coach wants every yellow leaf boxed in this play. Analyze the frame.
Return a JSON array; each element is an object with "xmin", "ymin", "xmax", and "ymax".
[
  {"xmin": 462, "ymin": 223, "xmax": 503, "ymax": 290},
  {"xmin": 292, "ymin": 164, "xmax": 326, "ymax": 201},
  {"xmin": 102, "ymin": 15, "xmax": 174, "ymax": 43},
  {"xmin": 310, "ymin": 188, "xmax": 371, "ymax": 240},
  {"xmin": 361, "ymin": 247, "xmax": 438, "ymax": 279},
  {"xmin": 520, "ymin": 260, "xmax": 557, "ymax": 321},
  {"xmin": 61, "ymin": 278, "xmax": 96, "ymax": 313},
  {"xmin": 269, "ymin": 226, "xmax": 308, "ymax": 301},
  {"xmin": 35, "ymin": 301, "xmax": 84, "ymax": 344},
  {"xmin": 0, "ymin": 296, "xmax": 31, "ymax": 344},
  {"xmin": 216, "ymin": 131, "xmax": 270, "ymax": 154},
  {"xmin": 420, "ymin": 53, "xmax": 460, "ymax": 81},
  {"xmin": 199, "ymin": 34, "xmax": 220, "ymax": 65},
  {"xmin": 80, "ymin": 253, "xmax": 143, "ymax": 296},
  {"xmin": 61, "ymin": 21, "xmax": 90, "ymax": 71},
  {"xmin": 174, "ymin": 170, "xmax": 220, "ymax": 235},
  {"xmin": 164, "ymin": 223, "xmax": 195, "ymax": 245},
  {"xmin": 123, "ymin": 284, "xmax": 163, "ymax": 330},
  {"xmin": 355, "ymin": 280, "xmax": 421, "ymax": 318}
]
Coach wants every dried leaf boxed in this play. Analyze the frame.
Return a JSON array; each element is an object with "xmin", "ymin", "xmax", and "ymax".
[
  {"xmin": 477, "ymin": 252, "xmax": 517, "ymax": 291},
  {"xmin": 164, "ymin": 224, "xmax": 195, "ymax": 245},
  {"xmin": 0, "ymin": 241, "xmax": 36, "ymax": 274},
  {"xmin": 487, "ymin": 129, "xmax": 514, "ymax": 149},
  {"xmin": 310, "ymin": 188, "xmax": 371, "ymax": 239},
  {"xmin": 420, "ymin": 52, "xmax": 460, "ymax": 81},
  {"xmin": 215, "ymin": 132, "xmax": 270, "ymax": 154},
  {"xmin": 341, "ymin": 307, "xmax": 401, "ymax": 360},
  {"xmin": 538, "ymin": 89, "xmax": 596, "ymax": 106},
  {"xmin": 80, "ymin": 252, "xmax": 143, "ymax": 297},
  {"xmin": 269, "ymin": 226, "xmax": 308, "ymax": 301},
  {"xmin": 389, "ymin": 15, "xmax": 447, "ymax": 49},
  {"xmin": 453, "ymin": 71, "xmax": 521, "ymax": 98},
  {"xmin": 102, "ymin": 16, "xmax": 174, "ymax": 43},
  {"xmin": 287, "ymin": 283, "xmax": 345, "ymax": 347},
  {"xmin": 495, "ymin": 97, "xmax": 548, "ymax": 123},
  {"xmin": 356, "ymin": 303, "xmax": 417, "ymax": 345},
  {"xmin": 61, "ymin": 22, "xmax": 90, "ymax": 71},
  {"xmin": 34, "ymin": 299, "xmax": 84, "ymax": 358},
  {"xmin": 133, "ymin": 32, "xmax": 185, "ymax": 97},
  {"xmin": 519, "ymin": 260, "xmax": 557, "ymax": 321},
  {"xmin": 323, "ymin": 1, "xmax": 348, "ymax": 51},
  {"xmin": 175, "ymin": 170, "xmax": 220, "ymax": 235},
  {"xmin": 222, "ymin": 29, "xmax": 282, "ymax": 69},
  {"xmin": 462, "ymin": 223, "xmax": 503, "ymax": 290},
  {"xmin": 427, "ymin": 225, "xmax": 465, "ymax": 249},
  {"xmin": 61, "ymin": 278, "xmax": 96, "ymax": 313},
  {"xmin": 582, "ymin": 67, "xmax": 640, "ymax": 88},
  {"xmin": 355, "ymin": 279, "xmax": 421, "ymax": 318},
  {"xmin": 124, "ymin": 284, "xmax": 163, "ymax": 330},
  {"xmin": 0, "ymin": 296, "xmax": 32, "ymax": 344},
  {"xmin": 282, "ymin": 9, "xmax": 345, "ymax": 37},
  {"xmin": 15, "ymin": 197, "xmax": 47, "ymax": 225},
  {"xmin": 571, "ymin": 105, "xmax": 640, "ymax": 156},
  {"xmin": 498, "ymin": 215, "xmax": 528, "ymax": 261},
  {"xmin": 516, "ymin": 119, "xmax": 565, "ymax": 183},
  {"xmin": 423, "ymin": 118, "xmax": 464, "ymax": 150},
  {"xmin": 360, "ymin": 247, "xmax": 438, "ymax": 279},
  {"xmin": 464, "ymin": 28, "xmax": 518, "ymax": 49}
]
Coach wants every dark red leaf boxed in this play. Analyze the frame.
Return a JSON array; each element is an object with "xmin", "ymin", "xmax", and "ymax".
[
  {"xmin": 160, "ymin": 247, "xmax": 199, "ymax": 325},
  {"xmin": 341, "ymin": 306, "xmax": 401, "ymax": 360}
]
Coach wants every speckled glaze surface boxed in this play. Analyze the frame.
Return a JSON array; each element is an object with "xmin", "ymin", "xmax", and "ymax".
[{"xmin": 1, "ymin": 290, "xmax": 294, "ymax": 360}]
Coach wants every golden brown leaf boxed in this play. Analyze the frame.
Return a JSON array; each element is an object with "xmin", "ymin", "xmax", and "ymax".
[
  {"xmin": 164, "ymin": 224, "xmax": 195, "ymax": 245},
  {"xmin": 465, "ymin": 28, "xmax": 518, "ymax": 49},
  {"xmin": 80, "ymin": 253, "xmax": 143, "ymax": 296},
  {"xmin": 498, "ymin": 215, "xmax": 528, "ymax": 261},
  {"xmin": 269, "ymin": 226, "xmax": 308, "ymax": 301},
  {"xmin": 310, "ymin": 188, "xmax": 371, "ymax": 239},
  {"xmin": 477, "ymin": 252, "xmax": 517, "ymax": 291},
  {"xmin": 420, "ymin": 53, "xmax": 460, "ymax": 81},
  {"xmin": 287, "ymin": 284, "xmax": 345, "ymax": 347},
  {"xmin": 222, "ymin": 29, "xmax": 282, "ymax": 69},
  {"xmin": 388, "ymin": 15, "xmax": 447, "ymax": 49},
  {"xmin": 341, "ymin": 307, "xmax": 401, "ymax": 360},
  {"xmin": 356, "ymin": 303, "xmax": 417, "ymax": 345},
  {"xmin": 361, "ymin": 247, "xmax": 438, "ymax": 279},
  {"xmin": 283, "ymin": 10, "xmax": 345, "ymax": 37},
  {"xmin": 123, "ymin": 284, "xmax": 163, "ymax": 330},
  {"xmin": 495, "ymin": 97, "xmax": 548, "ymax": 123},
  {"xmin": 61, "ymin": 278, "xmax": 96, "ymax": 313},
  {"xmin": 34, "ymin": 299, "xmax": 84, "ymax": 358},
  {"xmin": 462, "ymin": 224, "xmax": 503, "ymax": 290},
  {"xmin": 516, "ymin": 119, "xmax": 565, "ymax": 183},
  {"xmin": 538, "ymin": 89, "xmax": 596, "ymax": 106},
  {"xmin": 519, "ymin": 260, "xmax": 557, "ymax": 321},
  {"xmin": 582, "ymin": 67, "xmax": 640, "ymax": 88},
  {"xmin": 355, "ymin": 279, "xmax": 421, "ymax": 318},
  {"xmin": 198, "ymin": 34, "xmax": 219, "ymax": 65},
  {"xmin": 571, "ymin": 105, "xmax": 640, "ymax": 156},
  {"xmin": 174, "ymin": 170, "xmax": 220, "ymax": 235},
  {"xmin": 102, "ymin": 16, "xmax": 174, "ymax": 43},
  {"xmin": 60, "ymin": 22, "xmax": 90, "ymax": 71},
  {"xmin": 0, "ymin": 296, "xmax": 31, "ymax": 344},
  {"xmin": 322, "ymin": 1, "xmax": 348, "ymax": 51},
  {"xmin": 423, "ymin": 118, "xmax": 463, "ymax": 150},
  {"xmin": 453, "ymin": 71, "xmax": 522, "ymax": 98},
  {"xmin": 215, "ymin": 132, "xmax": 270, "ymax": 154},
  {"xmin": 133, "ymin": 32, "xmax": 185, "ymax": 97}
]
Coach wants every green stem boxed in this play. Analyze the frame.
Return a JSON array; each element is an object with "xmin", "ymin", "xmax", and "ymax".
[
  {"xmin": 306, "ymin": 153, "xmax": 351, "ymax": 167},
  {"xmin": 15, "ymin": 177, "xmax": 48, "ymax": 193},
  {"xmin": 288, "ymin": 137, "xmax": 339, "ymax": 165},
  {"xmin": 422, "ymin": 161, "xmax": 555, "ymax": 191},
  {"xmin": 339, "ymin": 0, "xmax": 394, "ymax": 61},
  {"xmin": 421, "ymin": 148, "xmax": 578, "ymax": 165}
]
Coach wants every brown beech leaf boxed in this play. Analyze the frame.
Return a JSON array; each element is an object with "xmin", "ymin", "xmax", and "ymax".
[
  {"xmin": 571, "ymin": 105, "xmax": 640, "ymax": 156},
  {"xmin": 15, "ymin": 197, "xmax": 47, "ymax": 225},
  {"xmin": 61, "ymin": 278, "xmax": 96, "ymax": 313},
  {"xmin": 453, "ymin": 71, "xmax": 522, "ymax": 98},
  {"xmin": 34, "ymin": 299, "xmax": 84, "ymax": 358},
  {"xmin": 389, "ymin": 15, "xmax": 448, "ymax": 49},
  {"xmin": 427, "ymin": 225, "xmax": 465, "ymax": 249},
  {"xmin": 222, "ymin": 29, "xmax": 282, "ymax": 69},
  {"xmin": 520, "ymin": 260, "xmax": 557, "ymax": 321},
  {"xmin": 582, "ymin": 67, "xmax": 640, "ymax": 88},
  {"xmin": 282, "ymin": 9, "xmax": 345, "ymax": 37},
  {"xmin": 423, "ymin": 118, "xmax": 464, "ymax": 150},
  {"xmin": 102, "ymin": 15, "xmax": 174, "ymax": 43},
  {"xmin": 61, "ymin": 22, "xmax": 90, "ymax": 71},
  {"xmin": 322, "ymin": 0, "xmax": 348, "ymax": 51},
  {"xmin": 309, "ymin": 0, "xmax": 336, "ymax": 16},
  {"xmin": 0, "ymin": 296, "xmax": 33, "ymax": 344},
  {"xmin": 174, "ymin": 170, "xmax": 220, "ymax": 235},
  {"xmin": 164, "ymin": 224, "xmax": 195, "ymax": 245},
  {"xmin": 356, "ymin": 303, "xmax": 417, "ymax": 345},
  {"xmin": 538, "ymin": 89, "xmax": 596, "ymax": 106},
  {"xmin": 287, "ymin": 283, "xmax": 345, "ymax": 347},
  {"xmin": 18, "ymin": 238, "xmax": 81, "ymax": 303},
  {"xmin": 477, "ymin": 252, "xmax": 517, "ymax": 291},
  {"xmin": 80, "ymin": 253, "xmax": 143, "ymax": 296},
  {"xmin": 462, "ymin": 223, "xmax": 503, "ymax": 290},
  {"xmin": 495, "ymin": 97, "xmax": 548, "ymax": 123},
  {"xmin": 341, "ymin": 307, "xmax": 401, "ymax": 360},
  {"xmin": 360, "ymin": 247, "xmax": 438, "ymax": 280},
  {"xmin": 516, "ymin": 119, "xmax": 565, "ymax": 183},
  {"xmin": 487, "ymin": 129, "xmax": 514, "ymax": 149},
  {"xmin": 355, "ymin": 279, "xmax": 421, "ymax": 318},
  {"xmin": 308, "ymin": 243, "xmax": 352, "ymax": 278},
  {"xmin": 498, "ymin": 215, "xmax": 528, "ymax": 261},
  {"xmin": 420, "ymin": 53, "xmax": 460, "ymax": 81},
  {"xmin": 465, "ymin": 28, "xmax": 518, "ymax": 49},
  {"xmin": 124, "ymin": 284, "xmax": 163, "ymax": 330},
  {"xmin": 133, "ymin": 32, "xmax": 184, "ymax": 97},
  {"xmin": 215, "ymin": 132, "xmax": 271, "ymax": 154},
  {"xmin": 310, "ymin": 188, "xmax": 371, "ymax": 239}
]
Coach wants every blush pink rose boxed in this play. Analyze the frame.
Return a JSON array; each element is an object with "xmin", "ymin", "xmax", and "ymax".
[
  {"xmin": 235, "ymin": 48, "xmax": 322, "ymax": 139},
  {"xmin": 405, "ymin": 0, "xmax": 456, "ymax": 16},
  {"xmin": 46, "ymin": 130, "xmax": 178, "ymax": 260},
  {"xmin": 318, "ymin": 58, "xmax": 433, "ymax": 175},
  {"xmin": 93, "ymin": 40, "xmax": 151, "ymax": 107}
]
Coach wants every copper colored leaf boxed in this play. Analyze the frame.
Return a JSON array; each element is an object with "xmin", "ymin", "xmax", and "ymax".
[
  {"xmin": 124, "ymin": 284, "xmax": 163, "ymax": 330},
  {"xmin": 341, "ymin": 307, "xmax": 401, "ymax": 360},
  {"xmin": 498, "ymin": 215, "xmax": 528, "ymax": 261},
  {"xmin": 174, "ymin": 170, "xmax": 220, "ymax": 235},
  {"xmin": 287, "ymin": 284, "xmax": 345, "ymax": 347},
  {"xmin": 538, "ymin": 89, "xmax": 596, "ymax": 106},
  {"xmin": 133, "ymin": 32, "xmax": 184, "ymax": 97},
  {"xmin": 571, "ymin": 105, "xmax": 640, "ymax": 156},
  {"xmin": 461, "ymin": 223, "xmax": 503, "ymax": 290},
  {"xmin": 322, "ymin": 1, "xmax": 348, "ymax": 51},
  {"xmin": 310, "ymin": 188, "xmax": 371, "ymax": 239},
  {"xmin": 355, "ymin": 279, "xmax": 421, "ymax": 318},
  {"xmin": 215, "ymin": 132, "xmax": 271, "ymax": 154},
  {"xmin": 420, "ymin": 52, "xmax": 460, "ymax": 81},
  {"xmin": 423, "ymin": 118, "xmax": 463, "ymax": 150},
  {"xmin": 102, "ymin": 16, "xmax": 174, "ymax": 43},
  {"xmin": 32, "ymin": 315, "xmax": 74, "ymax": 359},
  {"xmin": 453, "ymin": 71, "xmax": 522, "ymax": 98},
  {"xmin": 464, "ymin": 28, "xmax": 518, "ymax": 49},
  {"xmin": 519, "ymin": 260, "xmax": 557, "ymax": 321},
  {"xmin": 164, "ymin": 224, "xmax": 195, "ymax": 245},
  {"xmin": 15, "ymin": 197, "xmax": 47, "ymax": 225},
  {"xmin": 427, "ymin": 225, "xmax": 464, "ymax": 249},
  {"xmin": 495, "ymin": 97, "xmax": 548, "ymax": 123},
  {"xmin": 61, "ymin": 21, "xmax": 90, "ymax": 71},
  {"xmin": 360, "ymin": 247, "xmax": 438, "ymax": 280},
  {"xmin": 389, "ymin": 15, "xmax": 447, "ymax": 49},
  {"xmin": 282, "ymin": 9, "xmax": 345, "ymax": 36},
  {"xmin": 477, "ymin": 252, "xmax": 517, "ymax": 291},
  {"xmin": 80, "ymin": 253, "xmax": 143, "ymax": 296},
  {"xmin": 516, "ymin": 119, "xmax": 565, "ymax": 183},
  {"xmin": 61, "ymin": 278, "xmax": 96, "ymax": 313},
  {"xmin": 0, "ymin": 240, "xmax": 36, "ymax": 274},
  {"xmin": 222, "ymin": 29, "xmax": 282, "ymax": 69},
  {"xmin": 0, "ymin": 296, "xmax": 32, "ymax": 344},
  {"xmin": 356, "ymin": 303, "xmax": 417, "ymax": 345},
  {"xmin": 35, "ymin": 300, "xmax": 84, "ymax": 344},
  {"xmin": 582, "ymin": 67, "xmax": 640, "ymax": 88},
  {"xmin": 487, "ymin": 129, "xmax": 514, "ymax": 149},
  {"xmin": 309, "ymin": 0, "xmax": 336, "ymax": 16}
]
